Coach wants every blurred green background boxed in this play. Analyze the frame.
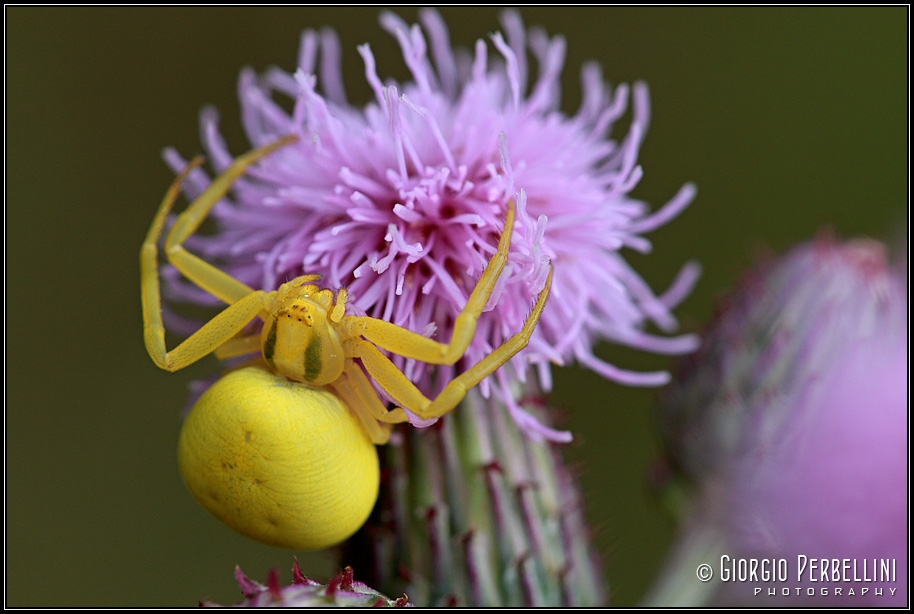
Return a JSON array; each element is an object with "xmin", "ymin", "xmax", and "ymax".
[{"xmin": 6, "ymin": 7, "xmax": 906, "ymax": 607}]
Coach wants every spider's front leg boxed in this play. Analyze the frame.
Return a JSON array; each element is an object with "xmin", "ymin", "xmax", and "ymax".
[
  {"xmin": 343, "ymin": 199, "xmax": 521, "ymax": 366},
  {"xmin": 351, "ymin": 265, "xmax": 553, "ymax": 422},
  {"xmin": 140, "ymin": 135, "xmax": 296, "ymax": 372},
  {"xmin": 341, "ymin": 200, "xmax": 552, "ymax": 422},
  {"xmin": 161, "ymin": 134, "xmax": 297, "ymax": 305},
  {"xmin": 339, "ymin": 198, "xmax": 553, "ymax": 421}
]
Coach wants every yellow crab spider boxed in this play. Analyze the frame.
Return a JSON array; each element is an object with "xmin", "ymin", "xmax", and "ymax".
[{"xmin": 141, "ymin": 134, "xmax": 553, "ymax": 550}]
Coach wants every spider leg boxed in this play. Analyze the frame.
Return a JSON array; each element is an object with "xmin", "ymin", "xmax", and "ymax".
[
  {"xmin": 351, "ymin": 265, "xmax": 553, "ymax": 421},
  {"xmin": 141, "ymin": 154, "xmax": 205, "ymax": 365},
  {"xmin": 342, "ymin": 359, "xmax": 408, "ymax": 425},
  {"xmin": 331, "ymin": 360, "xmax": 396, "ymax": 444},
  {"xmin": 162, "ymin": 134, "xmax": 298, "ymax": 305},
  {"xmin": 214, "ymin": 334, "xmax": 263, "ymax": 360},
  {"xmin": 144, "ymin": 290, "xmax": 268, "ymax": 372},
  {"xmin": 342, "ymin": 199, "xmax": 519, "ymax": 365},
  {"xmin": 141, "ymin": 135, "xmax": 295, "ymax": 372}
]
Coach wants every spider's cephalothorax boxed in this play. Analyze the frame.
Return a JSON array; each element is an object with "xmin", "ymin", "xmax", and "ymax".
[
  {"xmin": 262, "ymin": 280, "xmax": 346, "ymax": 387},
  {"xmin": 141, "ymin": 134, "xmax": 552, "ymax": 550}
]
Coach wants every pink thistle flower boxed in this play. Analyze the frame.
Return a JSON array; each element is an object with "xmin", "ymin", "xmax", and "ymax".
[
  {"xmin": 649, "ymin": 236, "xmax": 907, "ymax": 606},
  {"xmin": 163, "ymin": 9, "xmax": 698, "ymax": 442},
  {"xmin": 202, "ymin": 561, "xmax": 410, "ymax": 607}
]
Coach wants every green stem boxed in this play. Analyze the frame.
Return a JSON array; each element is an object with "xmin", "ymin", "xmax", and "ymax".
[
  {"xmin": 345, "ymin": 389, "xmax": 606, "ymax": 607},
  {"xmin": 640, "ymin": 516, "xmax": 726, "ymax": 607}
]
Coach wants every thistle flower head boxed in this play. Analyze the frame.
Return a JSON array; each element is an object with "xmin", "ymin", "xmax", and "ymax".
[
  {"xmin": 658, "ymin": 236, "xmax": 907, "ymax": 606},
  {"xmin": 165, "ymin": 9, "xmax": 698, "ymax": 441}
]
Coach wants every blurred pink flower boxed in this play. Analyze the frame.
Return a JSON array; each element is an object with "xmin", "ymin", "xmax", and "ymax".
[
  {"xmin": 654, "ymin": 236, "xmax": 907, "ymax": 606},
  {"xmin": 164, "ymin": 9, "xmax": 698, "ymax": 441}
]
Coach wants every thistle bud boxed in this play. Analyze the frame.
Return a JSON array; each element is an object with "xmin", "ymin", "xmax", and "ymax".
[
  {"xmin": 203, "ymin": 562, "xmax": 410, "ymax": 607},
  {"xmin": 649, "ymin": 236, "xmax": 907, "ymax": 607}
]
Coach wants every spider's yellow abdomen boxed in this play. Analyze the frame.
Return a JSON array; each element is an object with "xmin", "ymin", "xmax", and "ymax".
[{"xmin": 177, "ymin": 365, "xmax": 379, "ymax": 550}]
